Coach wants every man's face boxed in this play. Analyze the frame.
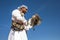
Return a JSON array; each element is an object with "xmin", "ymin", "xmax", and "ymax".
[{"xmin": 21, "ymin": 7, "xmax": 27, "ymax": 14}]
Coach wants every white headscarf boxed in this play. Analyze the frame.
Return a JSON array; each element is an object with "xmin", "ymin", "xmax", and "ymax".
[{"xmin": 18, "ymin": 5, "xmax": 28, "ymax": 9}]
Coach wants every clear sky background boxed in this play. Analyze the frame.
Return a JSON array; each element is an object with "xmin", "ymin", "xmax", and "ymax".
[{"xmin": 0, "ymin": 0, "xmax": 60, "ymax": 40}]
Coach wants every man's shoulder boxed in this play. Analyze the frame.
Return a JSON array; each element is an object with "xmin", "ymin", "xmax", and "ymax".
[
  {"xmin": 12, "ymin": 9, "xmax": 19, "ymax": 13},
  {"xmin": 12, "ymin": 9, "xmax": 20, "ymax": 16}
]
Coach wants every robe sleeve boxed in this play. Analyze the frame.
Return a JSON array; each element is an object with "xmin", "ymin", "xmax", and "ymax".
[
  {"xmin": 12, "ymin": 9, "xmax": 22, "ymax": 21},
  {"xmin": 25, "ymin": 19, "xmax": 33, "ymax": 30}
]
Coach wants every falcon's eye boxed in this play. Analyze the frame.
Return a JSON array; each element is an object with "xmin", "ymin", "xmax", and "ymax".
[
  {"xmin": 26, "ymin": 9, "xmax": 27, "ymax": 10},
  {"xmin": 35, "ymin": 20, "xmax": 38, "ymax": 22}
]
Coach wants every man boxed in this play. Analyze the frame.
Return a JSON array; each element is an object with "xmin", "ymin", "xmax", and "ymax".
[{"xmin": 8, "ymin": 5, "xmax": 33, "ymax": 40}]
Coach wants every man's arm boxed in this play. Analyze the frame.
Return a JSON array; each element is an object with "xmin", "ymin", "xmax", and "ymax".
[
  {"xmin": 12, "ymin": 15, "xmax": 23, "ymax": 25},
  {"xmin": 24, "ymin": 19, "xmax": 33, "ymax": 30}
]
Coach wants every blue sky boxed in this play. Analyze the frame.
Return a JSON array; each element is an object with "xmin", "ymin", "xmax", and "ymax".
[{"xmin": 0, "ymin": 0, "xmax": 60, "ymax": 40}]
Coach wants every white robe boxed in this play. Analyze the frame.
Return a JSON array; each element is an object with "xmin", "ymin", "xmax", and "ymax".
[{"xmin": 8, "ymin": 9, "xmax": 32, "ymax": 40}]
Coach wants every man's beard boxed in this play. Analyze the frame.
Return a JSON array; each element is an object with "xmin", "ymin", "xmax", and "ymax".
[
  {"xmin": 21, "ymin": 11, "xmax": 26, "ymax": 16},
  {"xmin": 22, "ymin": 11, "xmax": 26, "ymax": 14}
]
